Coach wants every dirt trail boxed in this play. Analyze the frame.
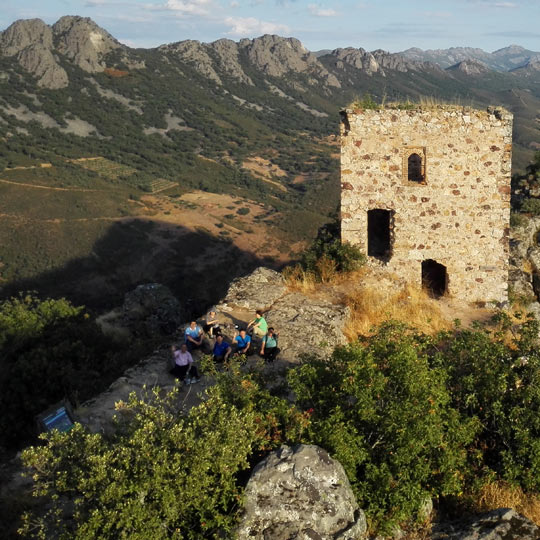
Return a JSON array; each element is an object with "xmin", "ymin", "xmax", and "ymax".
[{"xmin": 0, "ymin": 178, "xmax": 102, "ymax": 192}]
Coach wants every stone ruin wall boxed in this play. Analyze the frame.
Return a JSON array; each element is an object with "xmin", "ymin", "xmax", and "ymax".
[{"xmin": 341, "ymin": 106, "xmax": 513, "ymax": 304}]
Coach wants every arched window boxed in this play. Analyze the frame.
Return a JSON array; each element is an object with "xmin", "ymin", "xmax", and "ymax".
[{"xmin": 408, "ymin": 153, "xmax": 423, "ymax": 182}]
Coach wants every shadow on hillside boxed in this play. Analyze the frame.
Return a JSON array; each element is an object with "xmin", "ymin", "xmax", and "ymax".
[{"xmin": 0, "ymin": 219, "xmax": 276, "ymax": 315}]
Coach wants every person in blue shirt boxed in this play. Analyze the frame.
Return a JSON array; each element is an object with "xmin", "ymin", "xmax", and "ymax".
[
  {"xmin": 212, "ymin": 334, "xmax": 232, "ymax": 363},
  {"xmin": 184, "ymin": 321, "xmax": 203, "ymax": 352},
  {"xmin": 259, "ymin": 327, "xmax": 280, "ymax": 362},
  {"xmin": 234, "ymin": 328, "xmax": 251, "ymax": 356}
]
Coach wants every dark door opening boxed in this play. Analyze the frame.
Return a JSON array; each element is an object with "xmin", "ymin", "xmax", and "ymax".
[
  {"xmin": 422, "ymin": 259, "xmax": 447, "ymax": 298},
  {"xmin": 367, "ymin": 209, "xmax": 392, "ymax": 260}
]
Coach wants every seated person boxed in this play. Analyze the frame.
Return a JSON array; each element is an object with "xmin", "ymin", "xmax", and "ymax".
[
  {"xmin": 247, "ymin": 309, "xmax": 268, "ymax": 338},
  {"xmin": 260, "ymin": 327, "xmax": 280, "ymax": 362},
  {"xmin": 203, "ymin": 310, "xmax": 221, "ymax": 338},
  {"xmin": 234, "ymin": 328, "xmax": 252, "ymax": 356},
  {"xmin": 170, "ymin": 343, "xmax": 200, "ymax": 384},
  {"xmin": 184, "ymin": 320, "xmax": 203, "ymax": 352},
  {"xmin": 212, "ymin": 334, "xmax": 232, "ymax": 363}
]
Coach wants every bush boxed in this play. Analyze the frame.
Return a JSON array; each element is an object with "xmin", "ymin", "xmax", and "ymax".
[
  {"xmin": 520, "ymin": 198, "xmax": 540, "ymax": 215},
  {"xmin": 298, "ymin": 218, "xmax": 366, "ymax": 282},
  {"xmin": 236, "ymin": 207, "xmax": 250, "ymax": 216},
  {"xmin": 20, "ymin": 359, "xmax": 309, "ymax": 539},
  {"xmin": 433, "ymin": 315, "xmax": 540, "ymax": 492},
  {"xmin": 288, "ymin": 322, "xmax": 477, "ymax": 531},
  {"xmin": 0, "ymin": 294, "xmax": 147, "ymax": 449}
]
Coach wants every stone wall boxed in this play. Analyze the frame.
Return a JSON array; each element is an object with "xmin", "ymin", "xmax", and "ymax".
[{"xmin": 341, "ymin": 105, "xmax": 513, "ymax": 304}]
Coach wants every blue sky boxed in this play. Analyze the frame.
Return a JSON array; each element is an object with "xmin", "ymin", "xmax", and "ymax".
[{"xmin": 1, "ymin": 0, "xmax": 539, "ymax": 52}]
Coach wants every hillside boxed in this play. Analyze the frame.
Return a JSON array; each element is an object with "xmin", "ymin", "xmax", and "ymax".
[{"xmin": 0, "ymin": 16, "xmax": 539, "ymax": 310}]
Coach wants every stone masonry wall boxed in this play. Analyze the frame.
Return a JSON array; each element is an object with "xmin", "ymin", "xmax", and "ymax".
[{"xmin": 341, "ymin": 106, "xmax": 513, "ymax": 304}]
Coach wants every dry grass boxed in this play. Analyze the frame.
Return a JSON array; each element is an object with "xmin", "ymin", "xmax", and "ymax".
[
  {"xmin": 282, "ymin": 264, "xmax": 317, "ymax": 293},
  {"xmin": 343, "ymin": 283, "xmax": 452, "ymax": 339},
  {"xmin": 474, "ymin": 481, "xmax": 540, "ymax": 526}
]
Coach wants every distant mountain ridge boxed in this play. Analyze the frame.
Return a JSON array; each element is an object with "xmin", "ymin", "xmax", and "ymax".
[
  {"xmin": 399, "ymin": 45, "xmax": 540, "ymax": 72},
  {"xmin": 0, "ymin": 15, "xmax": 539, "ymax": 309}
]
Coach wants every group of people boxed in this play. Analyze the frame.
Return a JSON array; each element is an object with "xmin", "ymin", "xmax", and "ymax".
[{"xmin": 169, "ymin": 309, "xmax": 280, "ymax": 384}]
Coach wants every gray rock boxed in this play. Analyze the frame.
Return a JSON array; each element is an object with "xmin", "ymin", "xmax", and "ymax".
[
  {"xmin": 122, "ymin": 283, "xmax": 185, "ymax": 337},
  {"xmin": 210, "ymin": 38, "xmax": 253, "ymax": 85},
  {"xmin": 216, "ymin": 266, "xmax": 349, "ymax": 362},
  {"xmin": 432, "ymin": 508, "xmax": 540, "ymax": 539},
  {"xmin": 328, "ymin": 47, "xmax": 431, "ymax": 77},
  {"xmin": 266, "ymin": 292, "xmax": 349, "ymax": 360},
  {"xmin": 17, "ymin": 44, "xmax": 69, "ymax": 89},
  {"xmin": 239, "ymin": 35, "xmax": 341, "ymax": 88},
  {"xmin": 218, "ymin": 267, "xmax": 287, "ymax": 311},
  {"xmin": 53, "ymin": 16, "xmax": 121, "ymax": 73},
  {"xmin": 0, "ymin": 18, "xmax": 69, "ymax": 88},
  {"xmin": 237, "ymin": 444, "xmax": 367, "ymax": 540},
  {"xmin": 160, "ymin": 40, "xmax": 223, "ymax": 84},
  {"xmin": 0, "ymin": 18, "xmax": 53, "ymax": 56}
]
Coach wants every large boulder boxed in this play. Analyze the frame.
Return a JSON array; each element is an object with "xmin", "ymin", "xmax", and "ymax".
[
  {"xmin": 218, "ymin": 267, "xmax": 288, "ymax": 311},
  {"xmin": 237, "ymin": 444, "xmax": 367, "ymax": 540},
  {"xmin": 122, "ymin": 283, "xmax": 185, "ymax": 336},
  {"xmin": 266, "ymin": 292, "xmax": 349, "ymax": 360},
  {"xmin": 432, "ymin": 508, "xmax": 540, "ymax": 540}
]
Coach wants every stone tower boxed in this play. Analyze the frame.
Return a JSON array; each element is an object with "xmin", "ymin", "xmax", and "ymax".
[{"xmin": 340, "ymin": 105, "xmax": 513, "ymax": 303}]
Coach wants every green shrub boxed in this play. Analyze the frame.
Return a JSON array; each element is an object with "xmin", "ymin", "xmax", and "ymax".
[
  {"xmin": 300, "ymin": 217, "xmax": 366, "ymax": 279},
  {"xmin": 0, "ymin": 294, "xmax": 147, "ymax": 448},
  {"xmin": 20, "ymin": 360, "xmax": 308, "ymax": 539},
  {"xmin": 236, "ymin": 207, "xmax": 250, "ymax": 216},
  {"xmin": 288, "ymin": 322, "xmax": 477, "ymax": 531},
  {"xmin": 433, "ymin": 315, "xmax": 540, "ymax": 492},
  {"xmin": 520, "ymin": 198, "xmax": 540, "ymax": 215}
]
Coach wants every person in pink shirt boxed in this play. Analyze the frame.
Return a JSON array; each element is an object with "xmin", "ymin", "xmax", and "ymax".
[{"xmin": 170, "ymin": 343, "xmax": 200, "ymax": 384}]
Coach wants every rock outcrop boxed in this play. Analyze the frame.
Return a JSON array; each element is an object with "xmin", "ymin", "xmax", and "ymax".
[
  {"xmin": 217, "ymin": 267, "xmax": 349, "ymax": 360},
  {"xmin": 237, "ymin": 444, "xmax": 367, "ymax": 540},
  {"xmin": 162, "ymin": 34, "xmax": 341, "ymax": 88},
  {"xmin": 121, "ymin": 283, "xmax": 185, "ymax": 337},
  {"xmin": 52, "ymin": 16, "xmax": 121, "ymax": 73},
  {"xmin": 218, "ymin": 267, "xmax": 288, "ymax": 311},
  {"xmin": 0, "ymin": 16, "xmax": 123, "ymax": 88},
  {"xmin": 160, "ymin": 40, "xmax": 224, "ymax": 84},
  {"xmin": 239, "ymin": 35, "xmax": 341, "ymax": 88},
  {"xmin": 432, "ymin": 508, "xmax": 540, "ymax": 539},
  {"xmin": 0, "ymin": 19, "xmax": 68, "ymax": 88},
  {"xmin": 327, "ymin": 47, "xmax": 430, "ymax": 76},
  {"xmin": 509, "ymin": 217, "xmax": 540, "ymax": 319},
  {"xmin": 447, "ymin": 59, "xmax": 490, "ymax": 76}
]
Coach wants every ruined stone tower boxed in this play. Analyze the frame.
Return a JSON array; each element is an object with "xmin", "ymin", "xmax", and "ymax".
[{"xmin": 340, "ymin": 105, "xmax": 513, "ymax": 303}]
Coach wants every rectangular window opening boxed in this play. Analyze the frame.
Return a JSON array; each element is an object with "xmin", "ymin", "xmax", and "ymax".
[{"xmin": 367, "ymin": 209, "xmax": 393, "ymax": 261}]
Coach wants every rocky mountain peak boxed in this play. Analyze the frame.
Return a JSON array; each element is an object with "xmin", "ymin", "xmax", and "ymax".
[
  {"xmin": 238, "ymin": 34, "xmax": 340, "ymax": 87},
  {"xmin": 493, "ymin": 44, "xmax": 526, "ymax": 55},
  {"xmin": 327, "ymin": 47, "xmax": 427, "ymax": 77},
  {"xmin": 0, "ymin": 18, "xmax": 52, "ymax": 56},
  {"xmin": 0, "ymin": 18, "xmax": 68, "ymax": 89},
  {"xmin": 52, "ymin": 16, "xmax": 122, "ymax": 73},
  {"xmin": 447, "ymin": 58, "xmax": 490, "ymax": 75}
]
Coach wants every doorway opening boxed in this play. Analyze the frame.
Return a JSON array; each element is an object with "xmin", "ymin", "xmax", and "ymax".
[
  {"xmin": 367, "ymin": 209, "xmax": 392, "ymax": 261},
  {"xmin": 422, "ymin": 259, "xmax": 447, "ymax": 298}
]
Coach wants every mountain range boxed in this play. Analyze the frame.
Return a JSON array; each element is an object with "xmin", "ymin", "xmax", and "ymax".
[{"xmin": 0, "ymin": 16, "xmax": 539, "ymax": 310}]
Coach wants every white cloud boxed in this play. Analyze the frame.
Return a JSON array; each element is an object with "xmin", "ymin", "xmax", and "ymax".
[
  {"xmin": 230, "ymin": 0, "xmax": 240, "ymax": 6},
  {"xmin": 144, "ymin": 0, "xmax": 213, "ymax": 15},
  {"xmin": 308, "ymin": 4, "xmax": 338, "ymax": 16},
  {"xmin": 224, "ymin": 16, "xmax": 290, "ymax": 36}
]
